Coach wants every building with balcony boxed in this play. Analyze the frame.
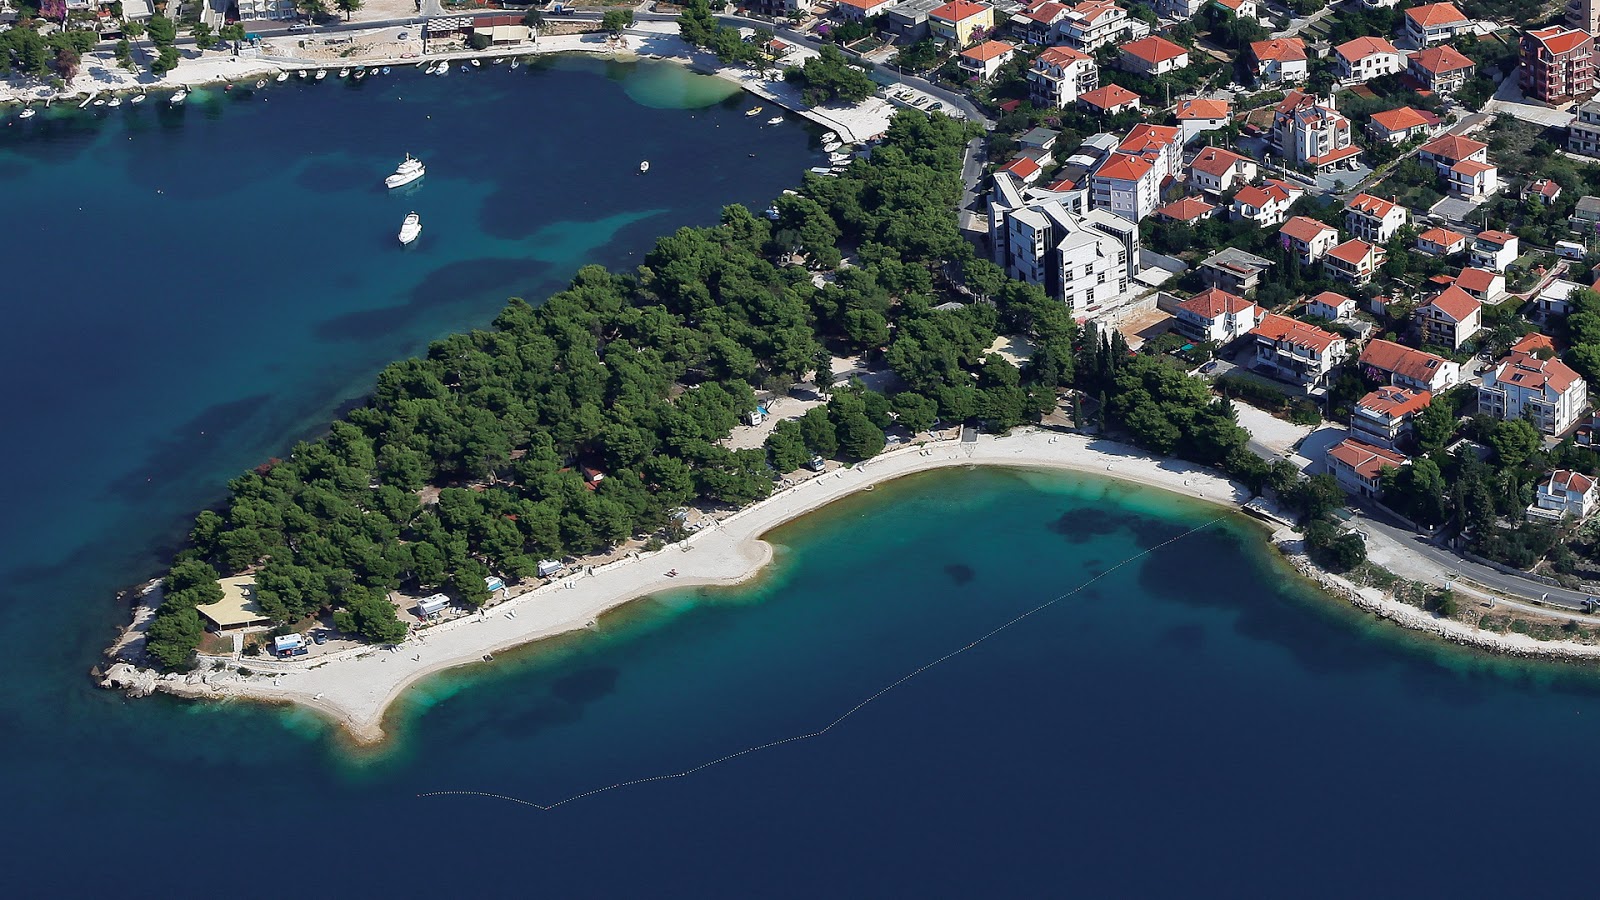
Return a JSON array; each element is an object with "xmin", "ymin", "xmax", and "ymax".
[
  {"xmin": 1327, "ymin": 439, "xmax": 1409, "ymax": 498},
  {"xmin": 1089, "ymin": 153, "xmax": 1162, "ymax": 221},
  {"xmin": 1531, "ymin": 470, "xmax": 1598, "ymax": 520},
  {"xmin": 1344, "ymin": 192, "xmax": 1408, "ymax": 243},
  {"xmin": 959, "ymin": 40, "xmax": 1017, "ymax": 80},
  {"xmin": 1250, "ymin": 313, "xmax": 1347, "ymax": 390},
  {"xmin": 1174, "ymin": 287, "xmax": 1261, "ymax": 344},
  {"xmin": 1409, "ymin": 45, "xmax": 1475, "ymax": 95},
  {"xmin": 1418, "ymin": 133, "xmax": 1499, "ymax": 199},
  {"xmin": 1028, "ymin": 45, "xmax": 1098, "ymax": 107},
  {"xmin": 989, "ymin": 190, "xmax": 1137, "ymax": 311},
  {"xmin": 1308, "ymin": 290, "xmax": 1357, "ymax": 322},
  {"xmin": 1572, "ymin": 0, "xmax": 1600, "ymax": 36},
  {"xmin": 1360, "ymin": 339, "xmax": 1461, "ymax": 392},
  {"xmin": 1479, "ymin": 351, "xmax": 1589, "ymax": 435},
  {"xmin": 1521, "ymin": 26, "xmax": 1594, "ymax": 105},
  {"xmin": 1367, "ymin": 106, "xmax": 1440, "ymax": 144},
  {"xmin": 1015, "ymin": 0, "xmax": 1070, "ymax": 43},
  {"xmin": 1335, "ymin": 36, "xmax": 1404, "ymax": 83},
  {"xmin": 1116, "ymin": 123, "xmax": 1183, "ymax": 181},
  {"xmin": 1352, "ymin": 385, "xmax": 1433, "ymax": 450},
  {"xmin": 1403, "ymin": 3, "xmax": 1470, "ymax": 47},
  {"xmin": 1155, "ymin": 196, "xmax": 1218, "ymax": 224},
  {"xmin": 1569, "ymin": 97, "xmax": 1600, "ymax": 156},
  {"xmin": 1057, "ymin": 0, "xmax": 1143, "ymax": 52},
  {"xmin": 1278, "ymin": 215, "xmax": 1339, "ymax": 264},
  {"xmin": 1173, "ymin": 98, "xmax": 1232, "ymax": 143},
  {"xmin": 1453, "ymin": 266, "xmax": 1506, "ymax": 303},
  {"xmin": 1325, "ymin": 239, "xmax": 1385, "ymax": 286},
  {"xmin": 1416, "ymin": 226, "xmax": 1468, "ymax": 256},
  {"xmin": 928, "ymin": 0, "xmax": 996, "ymax": 46},
  {"xmin": 1271, "ymin": 91, "xmax": 1359, "ymax": 171},
  {"xmin": 1078, "ymin": 84, "xmax": 1142, "ymax": 115},
  {"xmin": 836, "ymin": 0, "xmax": 900, "ymax": 20},
  {"xmin": 1231, "ymin": 182, "xmax": 1297, "ymax": 227},
  {"xmin": 1119, "ymin": 35, "xmax": 1189, "ymax": 76},
  {"xmin": 1251, "ymin": 37, "xmax": 1308, "ymax": 83},
  {"xmin": 1200, "ymin": 247, "xmax": 1274, "ymax": 295},
  {"xmin": 1187, "ymin": 146, "xmax": 1257, "ymax": 194},
  {"xmin": 1417, "ymin": 286, "xmax": 1482, "ymax": 348},
  {"xmin": 1469, "ymin": 229, "xmax": 1519, "ymax": 271}
]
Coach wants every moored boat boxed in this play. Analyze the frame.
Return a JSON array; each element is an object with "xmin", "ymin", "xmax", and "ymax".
[
  {"xmin": 338, "ymin": 67, "xmax": 350, "ymax": 78},
  {"xmin": 130, "ymin": 92, "xmax": 146, "ymax": 104},
  {"xmin": 398, "ymin": 211, "xmax": 422, "ymax": 246},
  {"xmin": 745, "ymin": 105, "xmax": 763, "ymax": 117},
  {"xmin": 107, "ymin": 96, "xmax": 122, "ymax": 108},
  {"xmin": 385, "ymin": 153, "xmax": 426, "ymax": 189},
  {"xmin": 255, "ymin": 79, "xmax": 267, "ymax": 89},
  {"xmin": 766, "ymin": 116, "xmax": 783, "ymax": 125},
  {"xmin": 170, "ymin": 89, "xmax": 187, "ymax": 105},
  {"xmin": 315, "ymin": 69, "xmax": 327, "ymax": 80},
  {"xmin": 18, "ymin": 105, "xmax": 36, "ymax": 119},
  {"xmin": 639, "ymin": 160, "xmax": 650, "ymax": 173},
  {"xmin": 276, "ymin": 71, "xmax": 289, "ymax": 82}
]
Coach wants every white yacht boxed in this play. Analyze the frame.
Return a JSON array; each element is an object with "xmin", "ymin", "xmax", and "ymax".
[
  {"xmin": 18, "ymin": 105, "xmax": 36, "ymax": 119},
  {"xmin": 276, "ymin": 72, "xmax": 289, "ymax": 82},
  {"xmin": 170, "ymin": 90, "xmax": 187, "ymax": 105},
  {"xmin": 130, "ymin": 92, "xmax": 146, "ymax": 104},
  {"xmin": 639, "ymin": 160, "xmax": 650, "ymax": 174},
  {"xmin": 297, "ymin": 70, "xmax": 307, "ymax": 79},
  {"xmin": 766, "ymin": 116, "xmax": 783, "ymax": 125},
  {"xmin": 398, "ymin": 212, "xmax": 422, "ymax": 246},
  {"xmin": 107, "ymin": 96, "xmax": 122, "ymax": 108},
  {"xmin": 385, "ymin": 153, "xmax": 426, "ymax": 189},
  {"xmin": 254, "ymin": 79, "xmax": 266, "ymax": 89},
  {"xmin": 338, "ymin": 67, "xmax": 350, "ymax": 78},
  {"xmin": 315, "ymin": 69, "xmax": 327, "ymax": 81}
]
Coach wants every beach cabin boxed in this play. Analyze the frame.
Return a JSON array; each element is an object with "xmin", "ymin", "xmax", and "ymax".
[
  {"xmin": 273, "ymin": 634, "xmax": 307, "ymax": 658},
  {"xmin": 537, "ymin": 560, "xmax": 565, "ymax": 578},
  {"xmin": 416, "ymin": 593, "xmax": 451, "ymax": 620}
]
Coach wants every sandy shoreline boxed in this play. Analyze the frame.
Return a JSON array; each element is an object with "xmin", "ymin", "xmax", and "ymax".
[{"xmin": 144, "ymin": 430, "xmax": 1252, "ymax": 743}]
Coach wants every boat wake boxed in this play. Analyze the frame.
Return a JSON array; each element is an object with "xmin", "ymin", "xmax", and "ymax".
[{"xmin": 418, "ymin": 514, "xmax": 1229, "ymax": 811}]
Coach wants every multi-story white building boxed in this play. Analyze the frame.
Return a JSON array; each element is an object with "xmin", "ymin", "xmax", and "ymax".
[
  {"xmin": 1469, "ymin": 229, "xmax": 1519, "ymax": 271},
  {"xmin": 1327, "ymin": 439, "xmax": 1409, "ymax": 498},
  {"xmin": 1404, "ymin": 2, "xmax": 1471, "ymax": 47},
  {"xmin": 1174, "ymin": 287, "xmax": 1262, "ymax": 344},
  {"xmin": 1272, "ymin": 91, "xmax": 1359, "ymax": 171},
  {"xmin": 1057, "ymin": 0, "xmax": 1144, "ymax": 52},
  {"xmin": 1307, "ymin": 290, "xmax": 1357, "ymax": 321},
  {"xmin": 1569, "ymin": 97, "xmax": 1600, "ymax": 157},
  {"xmin": 1344, "ymin": 192, "xmax": 1408, "ymax": 243},
  {"xmin": 1119, "ymin": 36, "xmax": 1190, "ymax": 76},
  {"xmin": 1278, "ymin": 216, "xmax": 1340, "ymax": 264},
  {"xmin": 1417, "ymin": 285, "xmax": 1482, "ymax": 349},
  {"xmin": 1250, "ymin": 313, "xmax": 1347, "ymax": 390},
  {"xmin": 1173, "ymin": 98, "xmax": 1232, "ymax": 144},
  {"xmin": 1231, "ymin": 182, "xmax": 1296, "ymax": 227},
  {"xmin": 1571, "ymin": 0, "xmax": 1600, "ymax": 35},
  {"xmin": 1090, "ymin": 153, "xmax": 1162, "ymax": 221},
  {"xmin": 1334, "ymin": 36, "xmax": 1404, "ymax": 83},
  {"xmin": 1416, "ymin": 226, "xmax": 1468, "ymax": 256},
  {"xmin": 1360, "ymin": 340, "xmax": 1462, "ymax": 393},
  {"xmin": 1325, "ymin": 239, "xmax": 1385, "ymax": 286},
  {"xmin": 1352, "ymin": 385, "xmax": 1433, "ymax": 450},
  {"xmin": 1368, "ymin": 106, "xmax": 1440, "ymax": 144},
  {"xmin": 990, "ymin": 196, "xmax": 1134, "ymax": 312},
  {"xmin": 1251, "ymin": 38, "xmax": 1309, "ymax": 83},
  {"xmin": 1028, "ymin": 45, "xmax": 1098, "ymax": 108},
  {"xmin": 1188, "ymin": 146, "xmax": 1257, "ymax": 194},
  {"xmin": 1116, "ymin": 123, "xmax": 1184, "ymax": 181},
  {"xmin": 1479, "ymin": 351, "xmax": 1589, "ymax": 435},
  {"xmin": 1531, "ymin": 470, "xmax": 1598, "ymax": 520},
  {"xmin": 1410, "ymin": 45, "xmax": 1476, "ymax": 95},
  {"xmin": 1418, "ymin": 133, "xmax": 1500, "ymax": 199}
]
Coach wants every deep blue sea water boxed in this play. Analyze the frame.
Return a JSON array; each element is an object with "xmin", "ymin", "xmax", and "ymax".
[{"xmin": 4, "ymin": 59, "xmax": 1600, "ymax": 897}]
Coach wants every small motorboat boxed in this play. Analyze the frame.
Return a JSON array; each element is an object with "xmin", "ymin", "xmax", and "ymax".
[
  {"xmin": 639, "ymin": 160, "xmax": 650, "ymax": 173},
  {"xmin": 398, "ymin": 211, "xmax": 422, "ymax": 245},
  {"xmin": 107, "ymin": 96, "xmax": 122, "ymax": 108},
  {"xmin": 130, "ymin": 92, "xmax": 146, "ymax": 104},
  {"xmin": 459, "ymin": 64, "xmax": 470, "ymax": 72},
  {"xmin": 493, "ymin": 57, "xmax": 505, "ymax": 65},
  {"xmin": 297, "ymin": 70, "xmax": 307, "ymax": 79},
  {"xmin": 381, "ymin": 66, "xmax": 391, "ymax": 75},
  {"xmin": 745, "ymin": 105, "xmax": 763, "ymax": 117},
  {"xmin": 170, "ymin": 89, "xmax": 187, "ymax": 105},
  {"xmin": 18, "ymin": 105, "xmax": 35, "ymax": 119},
  {"xmin": 766, "ymin": 116, "xmax": 783, "ymax": 125},
  {"xmin": 338, "ymin": 67, "xmax": 350, "ymax": 78},
  {"xmin": 354, "ymin": 68, "xmax": 367, "ymax": 80},
  {"xmin": 386, "ymin": 152, "xmax": 426, "ymax": 189},
  {"xmin": 471, "ymin": 58, "xmax": 482, "ymax": 67},
  {"xmin": 276, "ymin": 71, "xmax": 289, "ymax": 82},
  {"xmin": 254, "ymin": 79, "xmax": 266, "ymax": 89},
  {"xmin": 315, "ymin": 69, "xmax": 327, "ymax": 80},
  {"xmin": 510, "ymin": 60, "xmax": 520, "ymax": 70},
  {"xmin": 93, "ymin": 98, "xmax": 105, "ymax": 106}
]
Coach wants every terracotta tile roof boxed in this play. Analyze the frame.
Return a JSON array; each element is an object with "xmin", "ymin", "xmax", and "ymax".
[
  {"xmin": 1511, "ymin": 332, "xmax": 1556, "ymax": 355},
  {"xmin": 1263, "ymin": 177, "xmax": 1303, "ymax": 197},
  {"xmin": 1179, "ymin": 286, "xmax": 1256, "ymax": 318},
  {"xmin": 1252, "ymin": 312, "xmax": 1341, "ymax": 354},
  {"xmin": 1234, "ymin": 184, "xmax": 1292, "ymax": 209},
  {"xmin": 1360, "ymin": 340, "xmax": 1454, "ymax": 384},
  {"xmin": 1279, "ymin": 215, "xmax": 1336, "ymax": 243},
  {"xmin": 1175, "ymin": 98, "xmax": 1231, "ymax": 120},
  {"xmin": 1118, "ymin": 123, "xmax": 1181, "ymax": 154},
  {"xmin": 1251, "ymin": 38, "xmax": 1307, "ymax": 63},
  {"xmin": 1328, "ymin": 239, "xmax": 1378, "ymax": 266},
  {"xmin": 961, "ymin": 40, "xmax": 1016, "ymax": 62},
  {"xmin": 1527, "ymin": 178, "xmax": 1562, "ymax": 199},
  {"xmin": 1546, "ymin": 469, "xmax": 1596, "ymax": 495},
  {"xmin": 1020, "ymin": 0, "xmax": 1068, "ymax": 22},
  {"xmin": 1095, "ymin": 153, "xmax": 1154, "ymax": 181},
  {"xmin": 1525, "ymin": 26, "xmax": 1592, "ymax": 57},
  {"xmin": 1411, "ymin": 44, "xmax": 1474, "ymax": 75},
  {"xmin": 1423, "ymin": 285, "xmax": 1481, "ymax": 321},
  {"xmin": 1335, "ymin": 36, "xmax": 1398, "ymax": 63},
  {"xmin": 1348, "ymin": 193, "xmax": 1399, "ymax": 218},
  {"xmin": 1001, "ymin": 156, "xmax": 1041, "ymax": 178},
  {"xmin": 1309, "ymin": 290, "xmax": 1352, "ymax": 310},
  {"xmin": 1405, "ymin": 2, "xmax": 1468, "ymax": 28},
  {"xmin": 1036, "ymin": 45, "xmax": 1091, "ymax": 66},
  {"xmin": 1189, "ymin": 146, "xmax": 1251, "ymax": 177},
  {"xmin": 1328, "ymin": 438, "xmax": 1410, "ymax": 480},
  {"xmin": 1157, "ymin": 196, "xmax": 1216, "ymax": 221},
  {"xmin": 1369, "ymin": 106, "xmax": 1436, "ymax": 132},
  {"xmin": 837, "ymin": 0, "xmax": 894, "ymax": 9},
  {"xmin": 1454, "ymin": 267, "xmax": 1499, "ymax": 293},
  {"xmin": 1476, "ymin": 230, "xmax": 1515, "ymax": 246},
  {"xmin": 1308, "ymin": 145, "xmax": 1364, "ymax": 166},
  {"xmin": 929, "ymin": 0, "xmax": 991, "ymax": 21},
  {"xmin": 1122, "ymin": 35, "xmax": 1188, "ymax": 65},
  {"xmin": 1451, "ymin": 158, "xmax": 1497, "ymax": 177},
  {"xmin": 1079, "ymin": 84, "xmax": 1141, "ymax": 109},
  {"xmin": 1493, "ymin": 351, "xmax": 1583, "ymax": 394},
  {"xmin": 1213, "ymin": 0, "xmax": 1249, "ymax": 9},
  {"xmin": 1418, "ymin": 226, "xmax": 1466, "ymax": 248},
  {"xmin": 1066, "ymin": 0, "xmax": 1121, "ymax": 25},
  {"xmin": 1358, "ymin": 385, "xmax": 1433, "ymax": 418},
  {"xmin": 1420, "ymin": 133, "xmax": 1487, "ymax": 160}
]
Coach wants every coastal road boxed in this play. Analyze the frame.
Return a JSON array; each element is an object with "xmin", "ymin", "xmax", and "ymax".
[{"xmin": 1355, "ymin": 512, "xmax": 1599, "ymax": 613}]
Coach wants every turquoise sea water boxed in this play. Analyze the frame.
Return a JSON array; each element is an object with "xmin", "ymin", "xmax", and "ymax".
[{"xmin": 5, "ymin": 59, "xmax": 1600, "ymax": 896}]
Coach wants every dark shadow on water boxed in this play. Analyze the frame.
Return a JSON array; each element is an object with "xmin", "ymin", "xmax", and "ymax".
[
  {"xmin": 550, "ymin": 667, "xmax": 621, "ymax": 705},
  {"xmin": 944, "ymin": 563, "xmax": 975, "ymax": 586},
  {"xmin": 1157, "ymin": 623, "xmax": 1207, "ymax": 653},
  {"xmin": 103, "ymin": 393, "xmax": 272, "ymax": 501},
  {"xmin": 1048, "ymin": 508, "xmax": 1119, "ymax": 542},
  {"xmin": 314, "ymin": 257, "xmax": 547, "ymax": 342}
]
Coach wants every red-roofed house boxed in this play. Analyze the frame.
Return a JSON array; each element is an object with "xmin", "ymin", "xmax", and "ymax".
[
  {"xmin": 1307, "ymin": 290, "xmax": 1357, "ymax": 321},
  {"xmin": 1078, "ymin": 83, "xmax": 1141, "ymax": 115},
  {"xmin": 1521, "ymin": 26, "xmax": 1594, "ymax": 104},
  {"xmin": 929, "ymin": 1, "xmax": 995, "ymax": 45},
  {"xmin": 1352, "ymin": 386, "xmax": 1433, "ymax": 449},
  {"xmin": 1278, "ymin": 216, "xmax": 1339, "ymax": 263},
  {"xmin": 1058, "ymin": 0, "xmax": 1140, "ymax": 53},
  {"xmin": 1029, "ymin": 45, "xmax": 1098, "ymax": 107},
  {"xmin": 1416, "ymin": 226, "xmax": 1467, "ymax": 256},
  {"xmin": 1360, "ymin": 340, "xmax": 1462, "ymax": 392},
  {"xmin": 1409, "ymin": 45, "xmax": 1475, "ymax": 95},
  {"xmin": 1367, "ymin": 106, "xmax": 1440, "ymax": 144},
  {"xmin": 1512, "ymin": 332, "xmax": 1558, "ymax": 356},
  {"xmin": 836, "ymin": 0, "xmax": 899, "ymax": 20},
  {"xmin": 1325, "ymin": 239, "xmax": 1385, "ymax": 286},
  {"xmin": 959, "ymin": 40, "xmax": 1017, "ymax": 80},
  {"xmin": 1187, "ymin": 146, "xmax": 1257, "ymax": 194},
  {"xmin": 1532, "ymin": 470, "xmax": 1599, "ymax": 519},
  {"xmin": 1454, "ymin": 266, "xmax": 1506, "ymax": 303},
  {"xmin": 1469, "ymin": 229, "xmax": 1518, "ymax": 271},
  {"xmin": 1404, "ymin": 3, "xmax": 1470, "ymax": 47},
  {"xmin": 1091, "ymin": 152, "xmax": 1161, "ymax": 221},
  {"xmin": 1210, "ymin": 0, "xmax": 1257, "ymax": 17},
  {"xmin": 1116, "ymin": 123, "xmax": 1183, "ymax": 180},
  {"xmin": 1417, "ymin": 285, "xmax": 1483, "ymax": 348},
  {"xmin": 1119, "ymin": 35, "xmax": 1189, "ymax": 76},
  {"xmin": 1174, "ymin": 287, "xmax": 1261, "ymax": 343},
  {"xmin": 1335, "ymin": 36, "xmax": 1403, "ymax": 83},
  {"xmin": 1156, "ymin": 196, "xmax": 1218, "ymax": 224},
  {"xmin": 1327, "ymin": 439, "xmax": 1409, "ymax": 497},
  {"xmin": 1523, "ymin": 178, "xmax": 1563, "ymax": 204},
  {"xmin": 1480, "ymin": 351, "xmax": 1589, "ymax": 434},
  {"xmin": 1251, "ymin": 313, "xmax": 1347, "ymax": 389},
  {"xmin": 1251, "ymin": 38, "xmax": 1308, "ymax": 83},
  {"xmin": 1419, "ymin": 133, "xmax": 1499, "ymax": 199},
  {"xmin": 1174, "ymin": 97, "xmax": 1231, "ymax": 142},
  {"xmin": 1345, "ymin": 193, "xmax": 1408, "ymax": 243},
  {"xmin": 1272, "ymin": 90, "xmax": 1357, "ymax": 171},
  {"xmin": 1231, "ymin": 182, "xmax": 1295, "ymax": 227},
  {"xmin": 999, "ymin": 155, "xmax": 1043, "ymax": 184}
]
